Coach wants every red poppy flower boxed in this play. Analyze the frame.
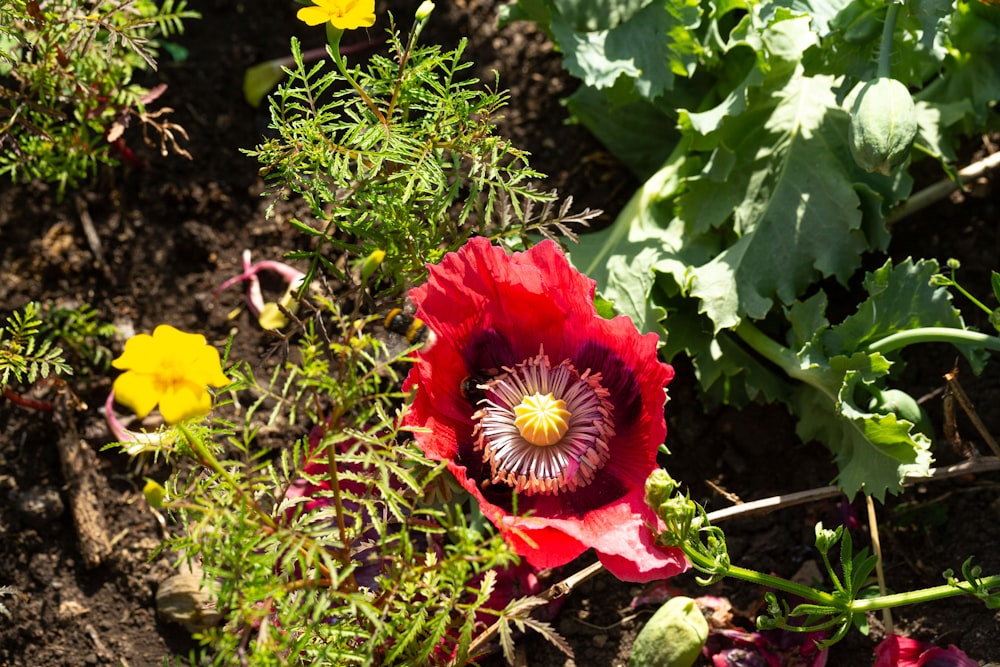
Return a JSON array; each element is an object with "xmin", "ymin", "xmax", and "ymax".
[
  {"xmin": 873, "ymin": 634, "xmax": 977, "ymax": 667},
  {"xmin": 401, "ymin": 237, "xmax": 686, "ymax": 582}
]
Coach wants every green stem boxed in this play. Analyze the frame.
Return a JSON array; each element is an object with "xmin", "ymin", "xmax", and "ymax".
[
  {"xmin": 178, "ymin": 424, "xmax": 278, "ymax": 531},
  {"xmin": 852, "ymin": 576, "xmax": 1000, "ymax": 611},
  {"xmin": 868, "ymin": 327, "xmax": 1000, "ymax": 355},
  {"xmin": 687, "ymin": 527, "xmax": 1000, "ymax": 621},
  {"xmin": 877, "ymin": 2, "xmax": 901, "ymax": 79},
  {"xmin": 326, "ymin": 431, "xmax": 355, "ymax": 576},
  {"xmin": 736, "ymin": 320, "xmax": 1000, "ymax": 384},
  {"xmin": 732, "ymin": 321, "xmax": 830, "ymax": 393},
  {"xmin": 386, "ymin": 7, "xmax": 432, "ymax": 121},
  {"xmin": 682, "ymin": 541, "xmax": 841, "ymax": 608},
  {"xmin": 950, "ymin": 281, "xmax": 993, "ymax": 317},
  {"xmin": 582, "ymin": 140, "xmax": 689, "ymax": 277},
  {"xmin": 326, "ymin": 24, "xmax": 387, "ymax": 128}
]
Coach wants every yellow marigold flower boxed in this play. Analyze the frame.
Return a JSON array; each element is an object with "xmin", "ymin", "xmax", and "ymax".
[
  {"xmin": 297, "ymin": 0, "xmax": 375, "ymax": 30},
  {"xmin": 111, "ymin": 325, "xmax": 229, "ymax": 425}
]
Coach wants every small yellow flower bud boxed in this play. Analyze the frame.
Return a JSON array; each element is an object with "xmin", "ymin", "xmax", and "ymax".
[
  {"xmin": 416, "ymin": 1, "xmax": 435, "ymax": 20},
  {"xmin": 144, "ymin": 479, "xmax": 167, "ymax": 508},
  {"xmin": 258, "ymin": 303, "xmax": 289, "ymax": 330},
  {"xmin": 360, "ymin": 249, "xmax": 386, "ymax": 284}
]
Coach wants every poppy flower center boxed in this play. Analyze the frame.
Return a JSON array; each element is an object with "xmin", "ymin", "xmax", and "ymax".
[
  {"xmin": 472, "ymin": 350, "xmax": 615, "ymax": 495},
  {"xmin": 514, "ymin": 393, "xmax": 570, "ymax": 446}
]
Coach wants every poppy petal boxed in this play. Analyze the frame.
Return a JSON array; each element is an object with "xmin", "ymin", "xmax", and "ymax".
[{"xmin": 403, "ymin": 238, "xmax": 683, "ymax": 582}]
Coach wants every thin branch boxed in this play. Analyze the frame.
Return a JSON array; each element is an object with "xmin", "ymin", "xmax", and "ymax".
[
  {"xmin": 945, "ymin": 367, "xmax": 1000, "ymax": 457},
  {"xmin": 866, "ymin": 494, "xmax": 892, "ymax": 634},
  {"xmin": 537, "ymin": 560, "xmax": 604, "ymax": 602},
  {"xmin": 888, "ymin": 149, "xmax": 1000, "ymax": 226},
  {"xmin": 537, "ymin": 456, "xmax": 1000, "ymax": 603}
]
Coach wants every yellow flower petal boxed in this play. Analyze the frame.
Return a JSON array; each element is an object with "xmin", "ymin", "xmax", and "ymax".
[
  {"xmin": 332, "ymin": 13, "xmax": 375, "ymax": 30},
  {"xmin": 110, "ymin": 325, "xmax": 228, "ymax": 424},
  {"xmin": 190, "ymin": 345, "xmax": 230, "ymax": 387},
  {"xmin": 296, "ymin": 0, "xmax": 375, "ymax": 29},
  {"xmin": 153, "ymin": 323, "xmax": 207, "ymax": 353},
  {"xmin": 158, "ymin": 381, "xmax": 213, "ymax": 425},
  {"xmin": 111, "ymin": 333, "xmax": 159, "ymax": 373},
  {"xmin": 257, "ymin": 302, "xmax": 289, "ymax": 330},
  {"xmin": 113, "ymin": 371, "xmax": 160, "ymax": 420},
  {"xmin": 333, "ymin": 3, "xmax": 375, "ymax": 28},
  {"xmin": 297, "ymin": 5, "xmax": 333, "ymax": 26}
]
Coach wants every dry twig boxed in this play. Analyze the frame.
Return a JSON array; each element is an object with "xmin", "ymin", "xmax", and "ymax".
[{"xmin": 52, "ymin": 389, "xmax": 112, "ymax": 568}]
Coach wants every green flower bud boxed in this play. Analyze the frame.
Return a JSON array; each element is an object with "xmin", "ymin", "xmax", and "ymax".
[
  {"xmin": 929, "ymin": 274, "xmax": 951, "ymax": 287},
  {"xmin": 660, "ymin": 496, "xmax": 699, "ymax": 533},
  {"xmin": 645, "ymin": 468, "xmax": 679, "ymax": 510},
  {"xmin": 868, "ymin": 388, "xmax": 933, "ymax": 437},
  {"xmin": 630, "ymin": 596, "xmax": 709, "ymax": 667},
  {"xmin": 814, "ymin": 522, "xmax": 840, "ymax": 555},
  {"xmin": 848, "ymin": 78, "xmax": 918, "ymax": 176}
]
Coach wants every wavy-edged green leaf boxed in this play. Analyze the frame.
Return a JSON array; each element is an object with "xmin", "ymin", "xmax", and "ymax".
[
  {"xmin": 818, "ymin": 257, "xmax": 987, "ymax": 371},
  {"xmin": 684, "ymin": 72, "xmax": 870, "ymax": 330},
  {"xmin": 569, "ymin": 144, "xmax": 720, "ymax": 334},
  {"xmin": 549, "ymin": 0, "xmax": 702, "ymax": 98},
  {"xmin": 793, "ymin": 352, "xmax": 932, "ymax": 500},
  {"xmin": 664, "ymin": 297, "xmax": 795, "ymax": 406},
  {"xmin": 564, "ymin": 82, "xmax": 680, "ymax": 179}
]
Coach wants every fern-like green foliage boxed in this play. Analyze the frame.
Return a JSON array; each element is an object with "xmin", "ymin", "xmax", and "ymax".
[
  {"xmin": 247, "ymin": 19, "xmax": 599, "ymax": 299},
  {"xmin": 0, "ymin": 302, "xmax": 71, "ymax": 389},
  {"xmin": 0, "ymin": 0, "xmax": 199, "ymax": 199},
  {"xmin": 150, "ymin": 300, "xmax": 519, "ymax": 665},
  {"xmin": 133, "ymin": 13, "xmax": 593, "ymax": 664},
  {"xmin": 38, "ymin": 302, "xmax": 117, "ymax": 375}
]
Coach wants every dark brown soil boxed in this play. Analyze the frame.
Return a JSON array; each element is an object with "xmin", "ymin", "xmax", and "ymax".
[{"xmin": 2, "ymin": 1, "xmax": 1000, "ymax": 666}]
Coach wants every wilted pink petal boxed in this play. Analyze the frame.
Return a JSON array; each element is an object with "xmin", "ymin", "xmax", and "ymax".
[{"xmin": 873, "ymin": 633, "xmax": 978, "ymax": 667}]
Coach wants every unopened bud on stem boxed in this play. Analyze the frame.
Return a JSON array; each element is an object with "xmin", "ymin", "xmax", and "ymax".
[{"xmin": 416, "ymin": 1, "xmax": 435, "ymax": 20}]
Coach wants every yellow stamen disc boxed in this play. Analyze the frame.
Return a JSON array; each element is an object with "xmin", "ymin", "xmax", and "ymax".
[{"xmin": 513, "ymin": 392, "xmax": 571, "ymax": 446}]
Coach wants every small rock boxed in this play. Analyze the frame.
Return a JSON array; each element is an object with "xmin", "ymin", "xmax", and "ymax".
[
  {"xmin": 16, "ymin": 487, "xmax": 64, "ymax": 529},
  {"xmin": 0, "ymin": 474, "xmax": 17, "ymax": 497},
  {"xmin": 28, "ymin": 551, "xmax": 59, "ymax": 584},
  {"xmin": 57, "ymin": 599, "xmax": 90, "ymax": 620},
  {"xmin": 156, "ymin": 572, "xmax": 223, "ymax": 633}
]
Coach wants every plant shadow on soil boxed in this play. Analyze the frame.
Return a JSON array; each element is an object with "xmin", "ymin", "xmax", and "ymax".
[{"xmin": 2, "ymin": 1, "xmax": 999, "ymax": 665}]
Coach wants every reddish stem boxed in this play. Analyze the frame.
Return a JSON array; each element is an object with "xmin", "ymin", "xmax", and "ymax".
[{"xmin": 3, "ymin": 386, "xmax": 55, "ymax": 412}]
